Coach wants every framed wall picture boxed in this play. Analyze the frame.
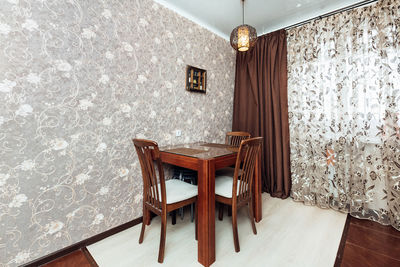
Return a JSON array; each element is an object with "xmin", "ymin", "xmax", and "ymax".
[{"xmin": 186, "ymin": 65, "xmax": 206, "ymax": 93}]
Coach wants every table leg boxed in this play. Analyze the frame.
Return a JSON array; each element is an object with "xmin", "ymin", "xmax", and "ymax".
[
  {"xmin": 197, "ymin": 159, "xmax": 215, "ymax": 267},
  {"xmin": 253, "ymin": 151, "xmax": 262, "ymax": 222}
]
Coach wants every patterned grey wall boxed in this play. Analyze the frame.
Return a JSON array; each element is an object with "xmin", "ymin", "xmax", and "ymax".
[{"xmin": 0, "ymin": 0, "xmax": 235, "ymax": 265}]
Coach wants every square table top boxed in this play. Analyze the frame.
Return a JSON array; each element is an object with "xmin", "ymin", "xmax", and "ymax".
[{"xmin": 159, "ymin": 142, "xmax": 238, "ymax": 160}]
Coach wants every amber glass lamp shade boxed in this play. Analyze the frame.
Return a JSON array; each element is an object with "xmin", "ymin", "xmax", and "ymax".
[{"xmin": 230, "ymin": 24, "xmax": 257, "ymax": 52}]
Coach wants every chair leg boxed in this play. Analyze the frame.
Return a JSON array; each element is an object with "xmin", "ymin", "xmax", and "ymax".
[
  {"xmin": 191, "ymin": 203, "xmax": 194, "ymax": 222},
  {"xmin": 139, "ymin": 206, "xmax": 146, "ymax": 244},
  {"xmin": 145, "ymin": 208, "xmax": 151, "ymax": 225},
  {"xmin": 195, "ymin": 202, "xmax": 198, "ymax": 240},
  {"xmin": 248, "ymin": 201, "xmax": 257, "ymax": 235},
  {"xmin": 158, "ymin": 212, "xmax": 167, "ymax": 263},
  {"xmin": 232, "ymin": 207, "xmax": 240, "ymax": 252},
  {"xmin": 218, "ymin": 203, "xmax": 224, "ymax": 221},
  {"xmin": 191, "ymin": 179, "xmax": 195, "ymax": 222},
  {"xmin": 171, "ymin": 210, "xmax": 176, "ymax": 225}
]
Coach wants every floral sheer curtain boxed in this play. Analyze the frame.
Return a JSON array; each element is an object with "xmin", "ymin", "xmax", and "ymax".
[{"xmin": 287, "ymin": 0, "xmax": 400, "ymax": 230}]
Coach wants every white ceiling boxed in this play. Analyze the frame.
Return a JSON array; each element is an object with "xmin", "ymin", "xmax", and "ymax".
[{"xmin": 153, "ymin": 0, "xmax": 368, "ymax": 40}]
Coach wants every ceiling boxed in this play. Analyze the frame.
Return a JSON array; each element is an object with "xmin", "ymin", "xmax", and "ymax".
[{"xmin": 153, "ymin": 0, "xmax": 367, "ymax": 40}]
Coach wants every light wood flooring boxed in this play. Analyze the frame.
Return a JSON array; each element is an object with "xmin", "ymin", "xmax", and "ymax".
[{"xmin": 87, "ymin": 194, "xmax": 347, "ymax": 267}]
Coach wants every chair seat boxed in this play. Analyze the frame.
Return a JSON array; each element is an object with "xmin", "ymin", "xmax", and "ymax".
[
  {"xmin": 216, "ymin": 167, "xmax": 235, "ymax": 176},
  {"xmin": 215, "ymin": 167, "xmax": 243, "ymax": 178},
  {"xmin": 159, "ymin": 179, "xmax": 198, "ymax": 204},
  {"xmin": 215, "ymin": 175, "xmax": 247, "ymax": 198}
]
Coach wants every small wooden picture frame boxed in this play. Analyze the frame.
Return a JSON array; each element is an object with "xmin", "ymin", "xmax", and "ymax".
[{"xmin": 186, "ymin": 65, "xmax": 206, "ymax": 93}]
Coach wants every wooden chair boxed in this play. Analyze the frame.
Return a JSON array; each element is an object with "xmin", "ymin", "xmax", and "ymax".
[
  {"xmin": 217, "ymin": 131, "xmax": 251, "ymax": 177},
  {"xmin": 133, "ymin": 139, "xmax": 198, "ymax": 263},
  {"xmin": 217, "ymin": 131, "xmax": 251, "ymax": 220},
  {"xmin": 215, "ymin": 137, "xmax": 263, "ymax": 252},
  {"xmin": 225, "ymin": 131, "xmax": 251, "ymax": 146}
]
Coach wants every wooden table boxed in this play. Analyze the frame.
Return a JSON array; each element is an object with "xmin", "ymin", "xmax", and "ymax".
[{"xmin": 158, "ymin": 142, "xmax": 262, "ymax": 267}]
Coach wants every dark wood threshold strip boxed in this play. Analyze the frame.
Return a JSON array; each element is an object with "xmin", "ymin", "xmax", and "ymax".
[
  {"xmin": 334, "ymin": 214, "xmax": 351, "ymax": 267},
  {"xmin": 82, "ymin": 247, "xmax": 99, "ymax": 267},
  {"xmin": 22, "ymin": 216, "xmax": 142, "ymax": 267}
]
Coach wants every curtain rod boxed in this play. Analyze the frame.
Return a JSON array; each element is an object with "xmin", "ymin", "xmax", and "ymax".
[{"xmin": 285, "ymin": 0, "xmax": 378, "ymax": 30}]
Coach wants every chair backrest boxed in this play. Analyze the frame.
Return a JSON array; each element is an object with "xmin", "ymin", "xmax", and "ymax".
[
  {"xmin": 232, "ymin": 137, "xmax": 263, "ymax": 204},
  {"xmin": 132, "ymin": 139, "xmax": 166, "ymax": 212},
  {"xmin": 225, "ymin": 131, "xmax": 251, "ymax": 147}
]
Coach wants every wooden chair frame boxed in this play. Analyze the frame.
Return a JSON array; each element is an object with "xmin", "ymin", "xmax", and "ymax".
[
  {"xmin": 133, "ymin": 139, "xmax": 198, "ymax": 263},
  {"xmin": 215, "ymin": 137, "xmax": 263, "ymax": 252},
  {"xmin": 219, "ymin": 131, "xmax": 251, "ymax": 220},
  {"xmin": 225, "ymin": 131, "xmax": 251, "ymax": 147}
]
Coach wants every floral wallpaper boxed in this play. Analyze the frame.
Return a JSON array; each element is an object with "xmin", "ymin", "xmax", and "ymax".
[
  {"xmin": 0, "ymin": 0, "xmax": 235, "ymax": 265},
  {"xmin": 287, "ymin": 0, "xmax": 400, "ymax": 231}
]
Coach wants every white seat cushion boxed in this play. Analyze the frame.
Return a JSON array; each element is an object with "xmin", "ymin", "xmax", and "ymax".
[
  {"xmin": 156, "ymin": 179, "xmax": 198, "ymax": 204},
  {"xmin": 215, "ymin": 176, "xmax": 247, "ymax": 198}
]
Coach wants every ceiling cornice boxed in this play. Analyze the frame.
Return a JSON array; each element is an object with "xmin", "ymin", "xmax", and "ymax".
[{"xmin": 154, "ymin": 0, "xmax": 230, "ymax": 41}]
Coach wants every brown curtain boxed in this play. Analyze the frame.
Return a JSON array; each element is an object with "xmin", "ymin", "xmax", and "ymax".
[{"xmin": 232, "ymin": 29, "xmax": 291, "ymax": 199}]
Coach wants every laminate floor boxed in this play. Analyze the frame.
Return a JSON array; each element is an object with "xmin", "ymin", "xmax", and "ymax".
[
  {"xmin": 338, "ymin": 216, "xmax": 400, "ymax": 267},
  {"xmin": 87, "ymin": 195, "xmax": 347, "ymax": 267}
]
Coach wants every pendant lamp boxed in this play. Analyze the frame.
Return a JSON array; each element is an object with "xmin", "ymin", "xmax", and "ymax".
[{"xmin": 230, "ymin": 0, "xmax": 257, "ymax": 52}]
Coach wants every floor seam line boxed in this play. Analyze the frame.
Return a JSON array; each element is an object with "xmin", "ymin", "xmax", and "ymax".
[
  {"xmin": 345, "ymin": 241, "xmax": 400, "ymax": 262},
  {"xmin": 349, "ymin": 222, "xmax": 400, "ymax": 239}
]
